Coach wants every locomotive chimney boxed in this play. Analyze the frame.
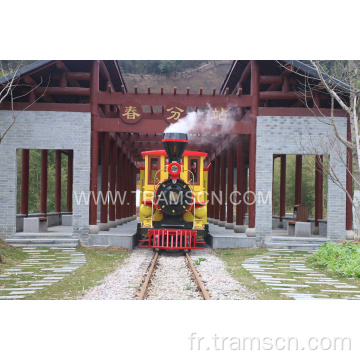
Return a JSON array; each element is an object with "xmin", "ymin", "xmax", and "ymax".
[{"xmin": 162, "ymin": 133, "xmax": 188, "ymax": 163}]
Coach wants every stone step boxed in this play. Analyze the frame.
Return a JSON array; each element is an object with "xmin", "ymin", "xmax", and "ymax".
[
  {"xmin": 5, "ymin": 239, "xmax": 79, "ymax": 248},
  {"xmin": 264, "ymin": 241, "xmax": 321, "ymax": 250},
  {"xmin": 13, "ymin": 233, "xmax": 73, "ymax": 239},
  {"xmin": 270, "ymin": 237, "xmax": 328, "ymax": 244}
]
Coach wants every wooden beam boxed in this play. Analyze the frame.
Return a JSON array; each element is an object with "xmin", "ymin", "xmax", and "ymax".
[
  {"xmin": 56, "ymin": 61, "xmax": 81, "ymax": 88},
  {"xmin": 260, "ymin": 75, "xmax": 283, "ymax": 84},
  {"xmin": 260, "ymin": 91, "xmax": 316, "ymax": 100},
  {"xmin": 34, "ymin": 87, "xmax": 90, "ymax": 96},
  {"xmin": 53, "ymin": 72, "xmax": 91, "ymax": 81},
  {"xmin": 94, "ymin": 116, "xmax": 254, "ymax": 135},
  {"xmin": 96, "ymin": 91, "xmax": 252, "ymax": 107}
]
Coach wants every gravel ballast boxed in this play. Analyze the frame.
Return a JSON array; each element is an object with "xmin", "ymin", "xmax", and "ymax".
[{"xmin": 81, "ymin": 246, "xmax": 256, "ymax": 300}]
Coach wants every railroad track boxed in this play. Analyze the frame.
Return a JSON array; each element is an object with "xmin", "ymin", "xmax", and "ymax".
[{"xmin": 138, "ymin": 251, "xmax": 210, "ymax": 300}]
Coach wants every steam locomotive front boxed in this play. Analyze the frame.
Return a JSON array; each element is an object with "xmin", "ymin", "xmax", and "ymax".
[
  {"xmin": 138, "ymin": 132, "xmax": 207, "ymax": 250},
  {"xmin": 153, "ymin": 133, "xmax": 194, "ymax": 229}
]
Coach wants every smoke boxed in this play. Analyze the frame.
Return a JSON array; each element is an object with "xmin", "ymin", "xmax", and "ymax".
[{"xmin": 164, "ymin": 105, "xmax": 236, "ymax": 138}]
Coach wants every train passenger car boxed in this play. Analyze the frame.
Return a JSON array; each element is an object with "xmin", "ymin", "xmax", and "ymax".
[{"xmin": 137, "ymin": 132, "xmax": 209, "ymax": 250}]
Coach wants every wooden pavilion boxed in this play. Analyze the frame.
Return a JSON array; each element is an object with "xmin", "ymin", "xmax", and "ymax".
[{"xmin": 0, "ymin": 60, "xmax": 352, "ymax": 246}]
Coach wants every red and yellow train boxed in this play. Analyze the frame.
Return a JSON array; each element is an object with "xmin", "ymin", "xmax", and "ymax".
[{"xmin": 137, "ymin": 132, "xmax": 209, "ymax": 250}]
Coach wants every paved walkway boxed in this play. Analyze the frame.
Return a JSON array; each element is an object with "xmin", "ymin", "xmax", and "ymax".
[
  {"xmin": 0, "ymin": 248, "xmax": 86, "ymax": 299},
  {"xmin": 242, "ymin": 250, "xmax": 360, "ymax": 300}
]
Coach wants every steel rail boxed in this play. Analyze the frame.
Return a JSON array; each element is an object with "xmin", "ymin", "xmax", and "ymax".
[
  {"xmin": 138, "ymin": 252, "xmax": 159, "ymax": 300},
  {"xmin": 185, "ymin": 253, "xmax": 211, "ymax": 300}
]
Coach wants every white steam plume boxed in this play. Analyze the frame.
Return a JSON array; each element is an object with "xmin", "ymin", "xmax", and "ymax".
[{"xmin": 164, "ymin": 105, "xmax": 236, "ymax": 139}]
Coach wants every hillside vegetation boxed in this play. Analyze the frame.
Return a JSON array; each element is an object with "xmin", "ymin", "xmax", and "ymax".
[{"xmin": 121, "ymin": 60, "xmax": 232, "ymax": 94}]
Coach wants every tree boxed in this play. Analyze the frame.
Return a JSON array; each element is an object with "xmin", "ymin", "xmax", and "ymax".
[{"xmin": 0, "ymin": 60, "xmax": 48, "ymax": 144}]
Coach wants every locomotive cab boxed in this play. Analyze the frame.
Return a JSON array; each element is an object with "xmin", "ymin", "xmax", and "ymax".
[{"xmin": 137, "ymin": 133, "xmax": 209, "ymax": 250}]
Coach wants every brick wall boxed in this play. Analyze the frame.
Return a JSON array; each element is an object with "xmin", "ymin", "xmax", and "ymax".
[
  {"xmin": 0, "ymin": 110, "xmax": 91, "ymax": 243},
  {"xmin": 256, "ymin": 116, "xmax": 347, "ymax": 242}
]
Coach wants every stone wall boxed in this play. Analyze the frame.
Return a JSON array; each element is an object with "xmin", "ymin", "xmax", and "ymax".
[
  {"xmin": 256, "ymin": 116, "xmax": 347, "ymax": 242},
  {"xmin": 0, "ymin": 111, "xmax": 91, "ymax": 243}
]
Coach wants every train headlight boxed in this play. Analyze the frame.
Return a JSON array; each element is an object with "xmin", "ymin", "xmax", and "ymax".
[{"xmin": 168, "ymin": 162, "xmax": 181, "ymax": 176}]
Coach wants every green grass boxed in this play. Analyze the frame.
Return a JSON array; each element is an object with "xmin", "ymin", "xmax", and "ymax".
[
  {"xmin": 0, "ymin": 240, "xmax": 29, "ymax": 273},
  {"xmin": 216, "ymin": 247, "xmax": 360, "ymax": 300},
  {"xmin": 215, "ymin": 248, "xmax": 290, "ymax": 300},
  {"xmin": 308, "ymin": 242, "xmax": 360, "ymax": 278},
  {"xmin": 25, "ymin": 247, "xmax": 130, "ymax": 300}
]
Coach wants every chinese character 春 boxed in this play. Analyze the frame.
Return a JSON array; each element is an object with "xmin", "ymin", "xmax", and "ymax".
[
  {"xmin": 166, "ymin": 107, "xmax": 184, "ymax": 121},
  {"xmin": 122, "ymin": 106, "xmax": 141, "ymax": 120}
]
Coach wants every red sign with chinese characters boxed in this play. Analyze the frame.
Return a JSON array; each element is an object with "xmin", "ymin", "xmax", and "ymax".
[
  {"xmin": 120, "ymin": 102, "xmax": 143, "ymax": 124},
  {"xmin": 164, "ymin": 103, "xmax": 186, "ymax": 123}
]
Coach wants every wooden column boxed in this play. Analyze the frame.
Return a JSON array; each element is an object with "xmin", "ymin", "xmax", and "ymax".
[
  {"xmin": 219, "ymin": 150, "xmax": 226, "ymax": 223},
  {"xmin": 131, "ymin": 162, "xmax": 134, "ymax": 216},
  {"xmin": 226, "ymin": 145, "xmax": 234, "ymax": 224},
  {"xmin": 243, "ymin": 167, "xmax": 248, "ymax": 221},
  {"xmin": 280, "ymin": 155, "xmax": 286, "ymax": 221},
  {"xmin": 346, "ymin": 116, "xmax": 353, "ymax": 231},
  {"xmin": 55, "ymin": 150, "xmax": 62, "ymax": 213},
  {"xmin": 249, "ymin": 60, "xmax": 260, "ymax": 229},
  {"xmin": 125, "ymin": 155, "xmax": 130, "ymax": 218},
  {"xmin": 133, "ymin": 164, "xmax": 137, "ymax": 216},
  {"xmin": 315, "ymin": 155, "xmax": 323, "ymax": 227},
  {"xmin": 66, "ymin": 151, "xmax": 73, "ymax": 213},
  {"xmin": 214, "ymin": 155, "xmax": 220, "ymax": 221},
  {"xmin": 20, "ymin": 149, "xmax": 30, "ymax": 216},
  {"xmin": 40, "ymin": 149, "xmax": 48, "ymax": 215},
  {"xmin": 116, "ymin": 146, "xmax": 123, "ymax": 221},
  {"xmin": 89, "ymin": 60, "xmax": 100, "ymax": 227},
  {"xmin": 121, "ymin": 151, "xmax": 127, "ymax": 220},
  {"xmin": 100, "ymin": 132, "xmax": 109, "ymax": 224},
  {"xmin": 109, "ymin": 139, "xmax": 117, "ymax": 224},
  {"xmin": 208, "ymin": 161, "xmax": 214, "ymax": 218},
  {"xmin": 295, "ymin": 155, "xmax": 302, "ymax": 205},
  {"xmin": 236, "ymin": 135, "xmax": 244, "ymax": 225},
  {"xmin": 272, "ymin": 156, "xmax": 274, "ymax": 215}
]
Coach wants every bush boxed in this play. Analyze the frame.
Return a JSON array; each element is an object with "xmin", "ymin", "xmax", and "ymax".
[{"xmin": 308, "ymin": 242, "xmax": 360, "ymax": 278}]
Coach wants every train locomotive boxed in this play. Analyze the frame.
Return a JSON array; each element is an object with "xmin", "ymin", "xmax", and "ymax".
[{"xmin": 137, "ymin": 132, "xmax": 209, "ymax": 250}]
